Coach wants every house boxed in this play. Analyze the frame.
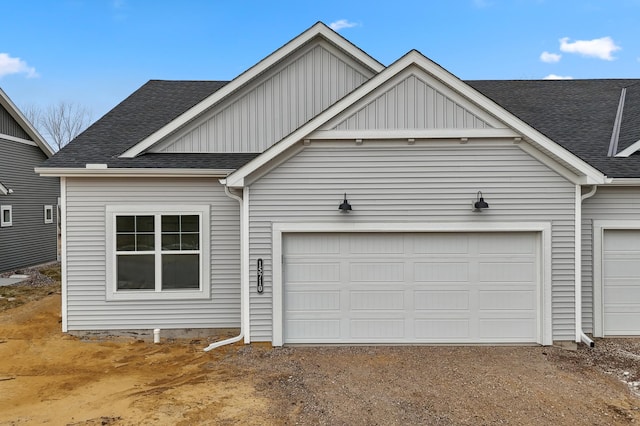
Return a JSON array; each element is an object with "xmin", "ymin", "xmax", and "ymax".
[
  {"xmin": 37, "ymin": 22, "xmax": 640, "ymax": 348},
  {"xmin": 1, "ymin": 88, "xmax": 59, "ymax": 272}
]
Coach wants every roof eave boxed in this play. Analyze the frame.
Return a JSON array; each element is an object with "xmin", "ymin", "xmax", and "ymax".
[{"xmin": 35, "ymin": 167, "xmax": 234, "ymax": 178}]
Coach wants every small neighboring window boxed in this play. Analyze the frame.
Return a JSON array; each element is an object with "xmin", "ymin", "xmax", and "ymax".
[
  {"xmin": 1, "ymin": 205, "xmax": 12, "ymax": 227},
  {"xmin": 44, "ymin": 205, "xmax": 54, "ymax": 224},
  {"xmin": 106, "ymin": 205, "xmax": 210, "ymax": 301}
]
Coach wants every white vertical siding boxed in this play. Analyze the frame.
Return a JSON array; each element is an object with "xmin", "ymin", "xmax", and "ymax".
[
  {"xmin": 64, "ymin": 177, "xmax": 240, "ymax": 330},
  {"xmin": 581, "ymin": 186, "xmax": 640, "ymax": 333},
  {"xmin": 158, "ymin": 42, "xmax": 373, "ymax": 154},
  {"xmin": 247, "ymin": 141, "xmax": 576, "ymax": 342}
]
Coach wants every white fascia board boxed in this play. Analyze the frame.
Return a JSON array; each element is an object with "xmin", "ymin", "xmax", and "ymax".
[
  {"xmin": 0, "ymin": 182, "xmax": 8, "ymax": 195},
  {"xmin": 226, "ymin": 50, "xmax": 606, "ymax": 188},
  {"xmin": 0, "ymin": 87, "xmax": 55, "ymax": 157},
  {"xmin": 0, "ymin": 133, "xmax": 37, "ymax": 146},
  {"xmin": 34, "ymin": 167, "xmax": 233, "ymax": 178},
  {"xmin": 119, "ymin": 23, "xmax": 384, "ymax": 159}
]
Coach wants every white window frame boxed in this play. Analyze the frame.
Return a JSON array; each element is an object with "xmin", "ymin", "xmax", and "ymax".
[
  {"xmin": 1, "ymin": 205, "xmax": 12, "ymax": 227},
  {"xmin": 105, "ymin": 205, "xmax": 210, "ymax": 301},
  {"xmin": 44, "ymin": 205, "xmax": 54, "ymax": 224}
]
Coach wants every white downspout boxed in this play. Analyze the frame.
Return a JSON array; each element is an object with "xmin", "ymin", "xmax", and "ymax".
[
  {"xmin": 204, "ymin": 181, "xmax": 246, "ymax": 351},
  {"xmin": 577, "ymin": 185, "xmax": 598, "ymax": 348}
]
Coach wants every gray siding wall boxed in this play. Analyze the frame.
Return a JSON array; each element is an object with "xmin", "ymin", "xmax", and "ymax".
[
  {"xmin": 0, "ymin": 104, "xmax": 31, "ymax": 140},
  {"xmin": 248, "ymin": 141, "xmax": 576, "ymax": 342},
  {"xmin": 581, "ymin": 186, "xmax": 640, "ymax": 333},
  {"xmin": 64, "ymin": 177, "xmax": 240, "ymax": 330},
  {"xmin": 157, "ymin": 42, "xmax": 373, "ymax": 154},
  {"xmin": 0, "ymin": 138, "xmax": 58, "ymax": 272}
]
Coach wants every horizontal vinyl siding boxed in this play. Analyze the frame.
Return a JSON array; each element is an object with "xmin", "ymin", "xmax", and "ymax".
[
  {"xmin": 248, "ymin": 141, "xmax": 576, "ymax": 342},
  {"xmin": 0, "ymin": 138, "xmax": 58, "ymax": 272},
  {"xmin": 581, "ymin": 186, "xmax": 640, "ymax": 333},
  {"xmin": 64, "ymin": 177, "xmax": 240, "ymax": 330},
  {"xmin": 159, "ymin": 42, "xmax": 372, "ymax": 154}
]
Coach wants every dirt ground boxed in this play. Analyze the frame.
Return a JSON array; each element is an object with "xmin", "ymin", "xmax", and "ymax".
[{"xmin": 2, "ymin": 286, "xmax": 640, "ymax": 424}]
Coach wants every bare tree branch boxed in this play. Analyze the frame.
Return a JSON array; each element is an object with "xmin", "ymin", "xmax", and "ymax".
[{"xmin": 21, "ymin": 102, "xmax": 92, "ymax": 151}]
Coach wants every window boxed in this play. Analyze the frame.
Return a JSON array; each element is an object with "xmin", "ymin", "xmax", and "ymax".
[
  {"xmin": 44, "ymin": 205, "xmax": 54, "ymax": 224},
  {"xmin": 1, "ymin": 205, "xmax": 12, "ymax": 227},
  {"xmin": 106, "ymin": 205, "xmax": 210, "ymax": 300}
]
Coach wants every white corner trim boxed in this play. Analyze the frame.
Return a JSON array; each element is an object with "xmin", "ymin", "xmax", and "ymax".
[
  {"xmin": 271, "ymin": 221, "xmax": 552, "ymax": 347},
  {"xmin": 60, "ymin": 178, "xmax": 68, "ymax": 331},
  {"xmin": 574, "ymin": 185, "xmax": 582, "ymax": 342},
  {"xmin": 591, "ymin": 220, "xmax": 640, "ymax": 337},
  {"xmin": 242, "ymin": 186, "xmax": 251, "ymax": 343}
]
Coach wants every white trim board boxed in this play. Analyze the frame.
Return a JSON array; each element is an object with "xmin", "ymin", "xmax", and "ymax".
[{"xmin": 271, "ymin": 221, "xmax": 553, "ymax": 347}]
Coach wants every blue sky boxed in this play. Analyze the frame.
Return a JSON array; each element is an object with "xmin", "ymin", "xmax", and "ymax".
[{"xmin": 1, "ymin": 0, "xmax": 639, "ymax": 123}]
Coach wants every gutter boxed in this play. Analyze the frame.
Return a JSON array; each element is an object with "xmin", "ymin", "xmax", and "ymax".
[
  {"xmin": 203, "ymin": 181, "xmax": 247, "ymax": 351},
  {"xmin": 576, "ymin": 185, "xmax": 598, "ymax": 348}
]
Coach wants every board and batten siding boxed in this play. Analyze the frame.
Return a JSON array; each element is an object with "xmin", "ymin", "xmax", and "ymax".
[
  {"xmin": 332, "ymin": 74, "xmax": 493, "ymax": 131},
  {"xmin": 247, "ymin": 141, "xmax": 577, "ymax": 342},
  {"xmin": 155, "ymin": 42, "xmax": 374, "ymax": 154},
  {"xmin": 64, "ymin": 177, "xmax": 240, "ymax": 330},
  {"xmin": 0, "ymin": 104, "xmax": 31, "ymax": 140},
  {"xmin": 0, "ymin": 138, "xmax": 58, "ymax": 272},
  {"xmin": 581, "ymin": 186, "xmax": 640, "ymax": 333}
]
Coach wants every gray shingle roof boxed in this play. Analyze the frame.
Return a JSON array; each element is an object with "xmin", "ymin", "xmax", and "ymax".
[
  {"xmin": 41, "ymin": 80, "xmax": 259, "ymax": 170},
  {"xmin": 468, "ymin": 79, "xmax": 640, "ymax": 178},
  {"xmin": 44, "ymin": 78, "xmax": 640, "ymax": 178}
]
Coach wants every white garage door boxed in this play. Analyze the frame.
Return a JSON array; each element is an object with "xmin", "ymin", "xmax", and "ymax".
[
  {"xmin": 602, "ymin": 229, "xmax": 640, "ymax": 335},
  {"xmin": 283, "ymin": 232, "xmax": 540, "ymax": 344}
]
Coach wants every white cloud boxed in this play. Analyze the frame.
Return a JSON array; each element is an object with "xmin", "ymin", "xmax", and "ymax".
[
  {"xmin": 0, "ymin": 53, "xmax": 38, "ymax": 78},
  {"xmin": 559, "ymin": 36, "xmax": 621, "ymax": 60},
  {"xmin": 329, "ymin": 19, "xmax": 359, "ymax": 31},
  {"xmin": 540, "ymin": 51, "xmax": 562, "ymax": 63},
  {"xmin": 543, "ymin": 74, "xmax": 573, "ymax": 80}
]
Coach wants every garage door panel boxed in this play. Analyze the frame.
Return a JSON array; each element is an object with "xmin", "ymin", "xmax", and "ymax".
[
  {"xmin": 414, "ymin": 262, "xmax": 469, "ymax": 282},
  {"xmin": 349, "ymin": 234, "xmax": 404, "ymax": 254},
  {"xmin": 350, "ymin": 290, "xmax": 405, "ymax": 310},
  {"xmin": 285, "ymin": 262, "xmax": 341, "ymax": 282},
  {"xmin": 414, "ymin": 290, "xmax": 470, "ymax": 310},
  {"xmin": 479, "ymin": 290, "xmax": 536, "ymax": 310},
  {"xmin": 478, "ymin": 262, "xmax": 536, "ymax": 282},
  {"xmin": 286, "ymin": 291, "xmax": 341, "ymax": 311},
  {"xmin": 286, "ymin": 319, "xmax": 341, "ymax": 340},
  {"xmin": 414, "ymin": 319, "xmax": 470, "ymax": 339},
  {"xmin": 602, "ymin": 229, "xmax": 640, "ymax": 336},
  {"xmin": 350, "ymin": 262, "xmax": 404, "ymax": 282},
  {"xmin": 478, "ymin": 234, "xmax": 536, "ymax": 254},
  {"xmin": 413, "ymin": 234, "xmax": 469, "ymax": 254},
  {"xmin": 285, "ymin": 234, "xmax": 340, "ymax": 255},
  {"xmin": 283, "ymin": 232, "xmax": 540, "ymax": 344},
  {"xmin": 350, "ymin": 319, "xmax": 405, "ymax": 339}
]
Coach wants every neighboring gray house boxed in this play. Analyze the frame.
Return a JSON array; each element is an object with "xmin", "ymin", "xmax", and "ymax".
[
  {"xmin": 37, "ymin": 22, "xmax": 640, "ymax": 348},
  {"xmin": 1, "ymin": 88, "xmax": 59, "ymax": 272}
]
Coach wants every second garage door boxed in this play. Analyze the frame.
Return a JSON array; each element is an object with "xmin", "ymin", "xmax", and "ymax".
[{"xmin": 283, "ymin": 232, "xmax": 540, "ymax": 344}]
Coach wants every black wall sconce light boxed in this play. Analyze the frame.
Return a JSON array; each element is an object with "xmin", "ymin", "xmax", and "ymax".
[
  {"xmin": 339, "ymin": 193, "xmax": 352, "ymax": 213},
  {"xmin": 473, "ymin": 191, "xmax": 489, "ymax": 211}
]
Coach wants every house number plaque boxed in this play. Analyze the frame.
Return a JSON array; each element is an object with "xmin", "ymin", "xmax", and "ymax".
[{"xmin": 257, "ymin": 258, "xmax": 264, "ymax": 294}]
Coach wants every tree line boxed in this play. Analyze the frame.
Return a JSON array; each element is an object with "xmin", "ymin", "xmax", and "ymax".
[{"xmin": 22, "ymin": 102, "xmax": 92, "ymax": 151}]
